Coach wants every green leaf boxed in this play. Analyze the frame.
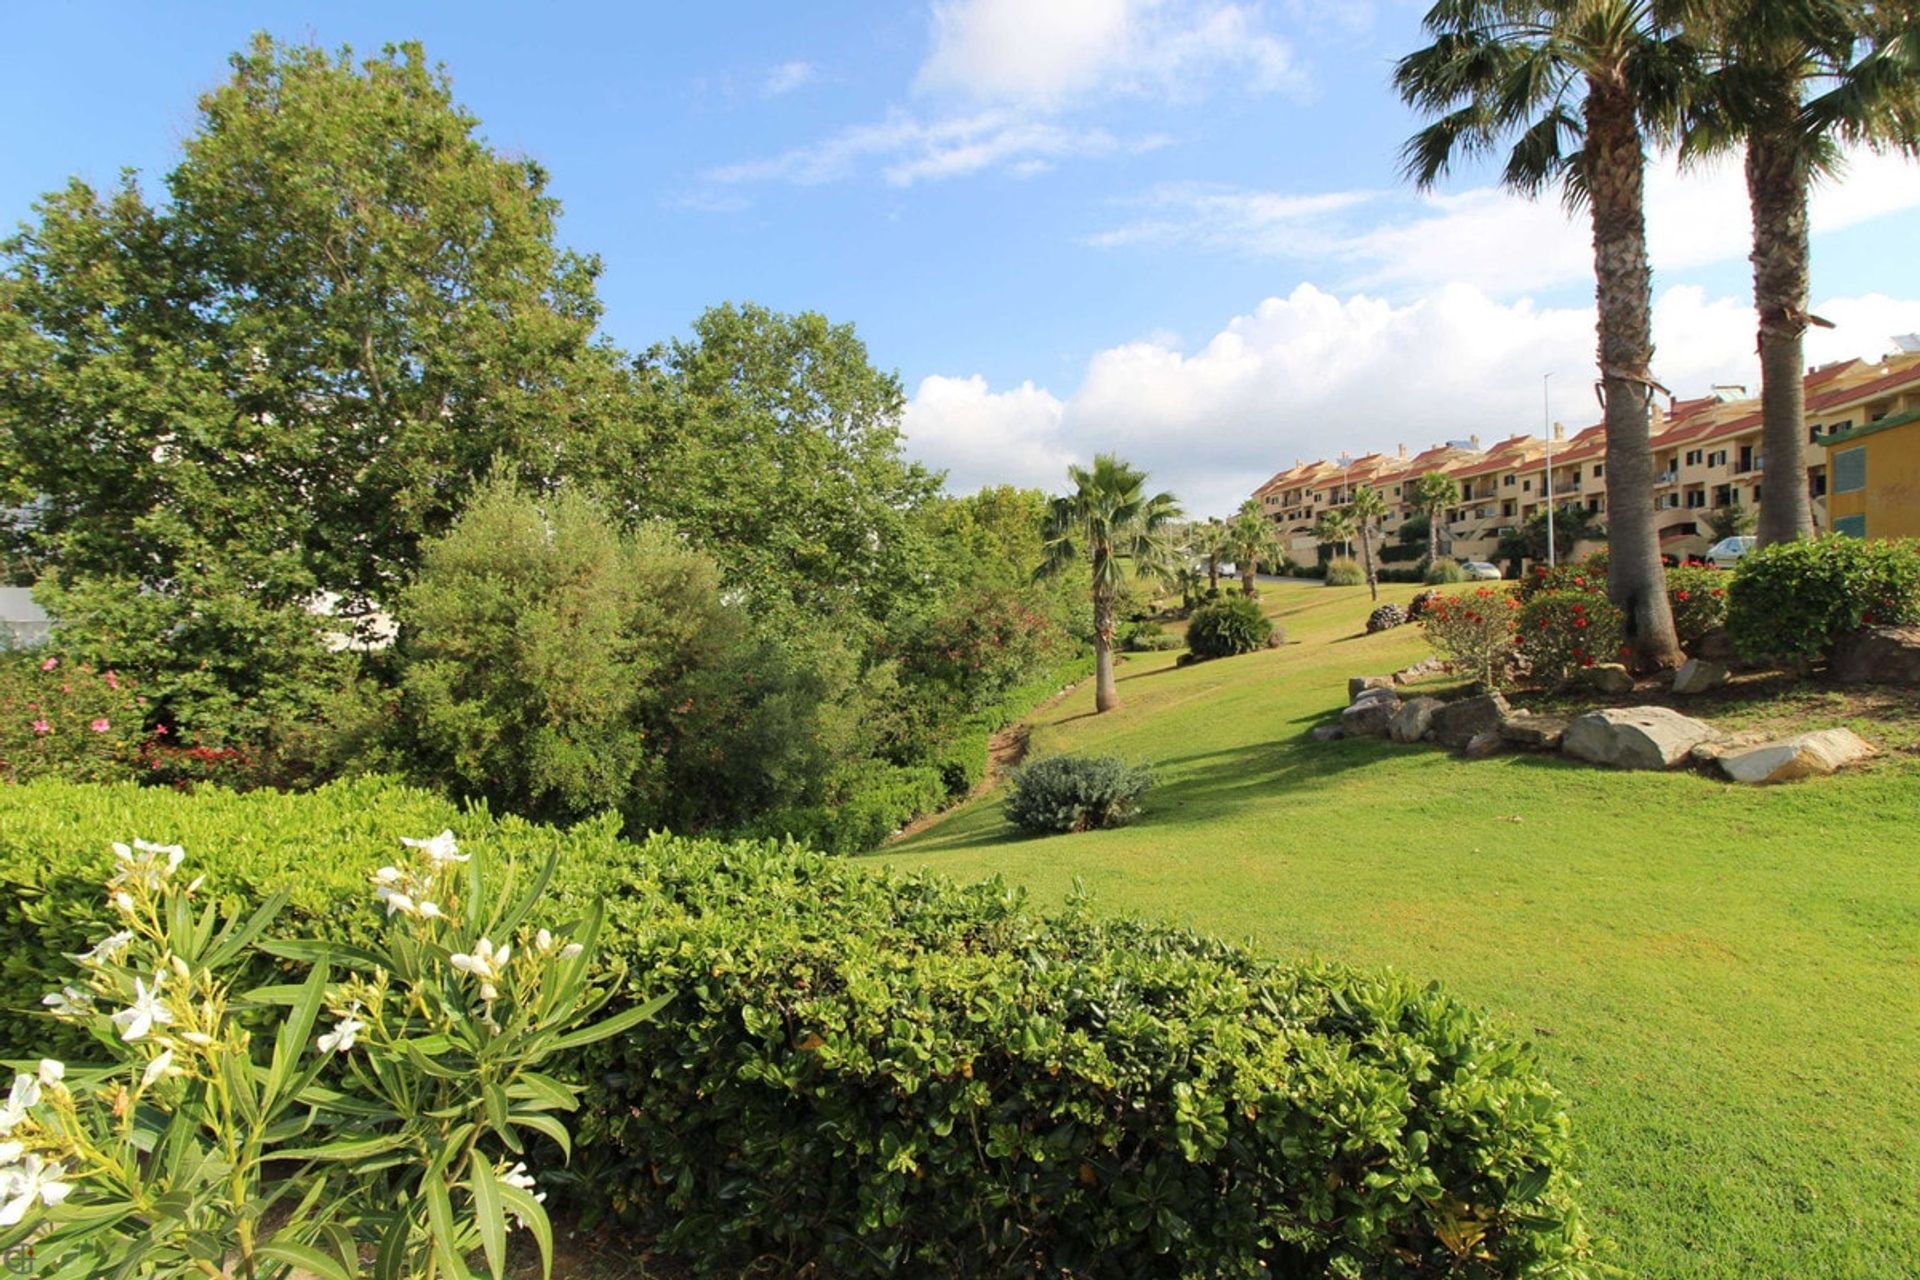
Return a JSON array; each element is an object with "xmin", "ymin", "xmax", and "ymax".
[
  {"xmin": 256, "ymin": 1240, "xmax": 352, "ymax": 1280},
  {"xmin": 509, "ymin": 1110, "xmax": 571, "ymax": 1160},
  {"xmin": 278, "ymin": 1133, "xmax": 411, "ymax": 1162},
  {"xmin": 267, "ymin": 958, "xmax": 329, "ymax": 1103},
  {"xmin": 469, "ymin": 1156, "xmax": 509, "ymax": 1280},
  {"xmin": 206, "ymin": 888, "xmax": 289, "ymax": 967},
  {"xmin": 497, "ymin": 1184, "xmax": 553, "ymax": 1280},
  {"xmin": 544, "ymin": 989, "xmax": 672, "ymax": 1052},
  {"xmin": 422, "ymin": 1167, "xmax": 465, "ymax": 1279}
]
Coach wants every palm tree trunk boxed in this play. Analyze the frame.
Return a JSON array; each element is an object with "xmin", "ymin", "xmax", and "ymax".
[
  {"xmin": 1585, "ymin": 80, "xmax": 1682, "ymax": 671},
  {"xmin": 1242, "ymin": 565, "xmax": 1257, "ymax": 597},
  {"xmin": 1207, "ymin": 556, "xmax": 1219, "ymax": 592},
  {"xmin": 1426, "ymin": 508, "xmax": 1440, "ymax": 566},
  {"xmin": 1361, "ymin": 527, "xmax": 1377, "ymax": 601},
  {"xmin": 1093, "ymin": 585, "xmax": 1119, "ymax": 712},
  {"xmin": 1748, "ymin": 134, "xmax": 1815, "ymax": 545}
]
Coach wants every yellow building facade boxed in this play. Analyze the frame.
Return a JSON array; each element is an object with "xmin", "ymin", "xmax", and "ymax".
[{"xmin": 1824, "ymin": 408, "xmax": 1920, "ymax": 540}]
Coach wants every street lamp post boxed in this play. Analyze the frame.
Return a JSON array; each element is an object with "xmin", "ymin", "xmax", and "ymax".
[
  {"xmin": 1543, "ymin": 374, "xmax": 1556, "ymax": 570},
  {"xmin": 1337, "ymin": 452, "xmax": 1354, "ymax": 556}
]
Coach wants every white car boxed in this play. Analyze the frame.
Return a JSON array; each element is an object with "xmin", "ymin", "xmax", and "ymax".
[
  {"xmin": 1460, "ymin": 560, "xmax": 1503, "ymax": 581},
  {"xmin": 1707, "ymin": 536, "xmax": 1756, "ymax": 568}
]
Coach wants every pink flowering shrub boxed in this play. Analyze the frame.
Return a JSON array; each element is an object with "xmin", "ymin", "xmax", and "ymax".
[{"xmin": 0, "ymin": 653, "xmax": 147, "ymax": 784}]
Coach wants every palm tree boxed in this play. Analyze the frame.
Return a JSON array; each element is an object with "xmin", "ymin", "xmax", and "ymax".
[
  {"xmin": 1227, "ymin": 500, "xmax": 1277, "ymax": 598},
  {"xmin": 1412, "ymin": 471, "xmax": 1461, "ymax": 566},
  {"xmin": 1313, "ymin": 508, "xmax": 1356, "ymax": 564},
  {"xmin": 1396, "ymin": 0, "xmax": 1690, "ymax": 670},
  {"xmin": 1194, "ymin": 517, "xmax": 1232, "ymax": 593},
  {"xmin": 1037, "ymin": 454, "xmax": 1182, "ymax": 713},
  {"xmin": 1348, "ymin": 485, "xmax": 1391, "ymax": 601},
  {"xmin": 1681, "ymin": 1, "xmax": 1920, "ymax": 546}
]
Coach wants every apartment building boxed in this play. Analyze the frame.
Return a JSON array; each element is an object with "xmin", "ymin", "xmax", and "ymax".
[{"xmin": 1250, "ymin": 350, "xmax": 1920, "ymax": 566}]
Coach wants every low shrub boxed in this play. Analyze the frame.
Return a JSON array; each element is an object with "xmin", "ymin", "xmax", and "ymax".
[
  {"xmin": 1367, "ymin": 603, "xmax": 1407, "ymax": 633},
  {"xmin": 1407, "ymin": 589, "xmax": 1440, "ymax": 621},
  {"xmin": 1004, "ymin": 753, "xmax": 1154, "ymax": 833},
  {"xmin": 1726, "ymin": 536, "xmax": 1920, "ymax": 663},
  {"xmin": 1664, "ymin": 565, "xmax": 1729, "ymax": 649},
  {"xmin": 1132, "ymin": 632, "xmax": 1183, "ymax": 651},
  {"xmin": 1186, "ymin": 596, "xmax": 1275, "ymax": 659},
  {"xmin": 1325, "ymin": 557, "xmax": 1366, "ymax": 587},
  {"xmin": 748, "ymin": 763, "xmax": 947, "ymax": 855},
  {"xmin": 1122, "ymin": 619, "xmax": 1174, "ymax": 651},
  {"xmin": 1516, "ymin": 591, "xmax": 1625, "ymax": 686},
  {"xmin": 1424, "ymin": 558, "xmax": 1468, "ymax": 585},
  {"xmin": 0, "ymin": 779, "xmax": 1593, "ymax": 1280},
  {"xmin": 0, "ymin": 654, "xmax": 150, "ymax": 785},
  {"xmin": 1517, "ymin": 552, "xmax": 1610, "ymax": 603},
  {"xmin": 1419, "ymin": 587, "xmax": 1522, "ymax": 690}
]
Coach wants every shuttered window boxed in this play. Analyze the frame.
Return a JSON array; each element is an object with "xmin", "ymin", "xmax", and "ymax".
[{"xmin": 1832, "ymin": 446, "xmax": 1867, "ymax": 494}]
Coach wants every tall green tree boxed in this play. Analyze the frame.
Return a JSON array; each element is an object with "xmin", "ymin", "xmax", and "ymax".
[
  {"xmin": 1412, "ymin": 471, "xmax": 1462, "ymax": 565},
  {"xmin": 1396, "ymin": 0, "xmax": 1691, "ymax": 670},
  {"xmin": 1227, "ymin": 501, "xmax": 1278, "ymax": 598},
  {"xmin": 1497, "ymin": 502, "xmax": 1608, "ymax": 565},
  {"xmin": 1313, "ymin": 508, "xmax": 1356, "ymax": 560},
  {"xmin": 1681, "ymin": 0, "xmax": 1920, "ymax": 545},
  {"xmin": 1348, "ymin": 485, "xmax": 1392, "ymax": 601},
  {"xmin": 1037, "ymin": 455, "xmax": 1181, "ymax": 714},
  {"xmin": 1193, "ymin": 517, "xmax": 1233, "ymax": 592}
]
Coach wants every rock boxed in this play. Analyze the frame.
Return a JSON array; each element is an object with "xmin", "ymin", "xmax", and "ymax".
[
  {"xmin": 1671, "ymin": 658, "xmax": 1729, "ymax": 696},
  {"xmin": 1366, "ymin": 603, "xmax": 1407, "ymax": 634},
  {"xmin": 1340, "ymin": 694, "xmax": 1399, "ymax": 738},
  {"xmin": 1351, "ymin": 685, "xmax": 1399, "ymax": 707},
  {"xmin": 1462, "ymin": 730, "xmax": 1504, "ymax": 759},
  {"xmin": 1430, "ymin": 692, "xmax": 1511, "ymax": 749},
  {"xmin": 1501, "ymin": 715, "xmax": 1568, "ymax": 751},
  {"xmin": 1717, "ymin": 728, "xmax": 1875, "ymax": 784},
  {"xmin": 1585, "ymin": 663, "xmax": 1635, "ymax": 695},
  {"xmin": 1349, "ymin": 675, "xmax": 1395, "ymax": 700},
  {"xmin": 1831, "ymin": 626, "xmax": 1920, "ymax": 686},
  {"xmin": 1389, "ymin": 696, "xmax": 1444, "ymax": 744},
  {"xmin": 1310, "ymin": 724, "xmax": 1345, "ymax": 743},
  {"xmin": 1692, "ymin": 626, "xmax": 1738, "ymax": 663},
  {"xmin": 1563, "ymin": 706, "xmax": 1716, "ymax": 770}
]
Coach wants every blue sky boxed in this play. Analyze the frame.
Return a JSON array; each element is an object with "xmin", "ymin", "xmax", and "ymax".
[{"xmin": 6, "ymin": 1, "xmax": 1920, "ymax": 513}]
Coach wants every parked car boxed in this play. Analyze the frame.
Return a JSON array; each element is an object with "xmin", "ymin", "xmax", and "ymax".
[
  {"xmin": 1707, "ymin": 536, "xmax": 1756, "ymax": 568},
  {"xmin": 1460, "ymin": 560, "xmax": 1503, "ymax": 581}
]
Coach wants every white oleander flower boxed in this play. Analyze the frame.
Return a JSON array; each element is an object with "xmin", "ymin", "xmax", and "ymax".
[
  {"xmin": 42, "ymin": 986, "xmax": 92, "ymax": 1016},
  {"xmin": 180, "ymin": 1031, "xmax": 214, "ymax": 1047},
  {"xmin": 372, "ymin": 866, "xmax": 404, "ymax": 886},
  {"xmin": 534, "ymin": 928, "xmax": 554, "ymax": 954},
  {"xmin": 112, "ymin": 890, "xmax": 136, "ymax": 916},
  {"xmin": 76, "ymin": 930, "xmax": 134, "ymax": 966},
  {"xmin": 402, "ymin": 830, "xmax": 468, "ymax": 865},
  {"xmin": 450, "ymin": 937, "xmax": 507, "ymax": 983},
  {"xmin": 0, "ymin": 1075, "xmax": 39, "ymax": 1135},
  {"xmin": 0, "ymin": 1153, "xmax": 73, "ymax": 1227},
  {"xmin": 498, "ymin": 1161, "xmax": 547, "ymax": 1228},
  {"xmin": 375, "ymin": 888, "xmax": 417, "ymax": 917},
  {"xmin": 36, "ymin": 1061, "xmax": 62, "ymax": 1088},
  {"xmin": 140, "ymin": 1048, "xmax": 175, "ymax": 1090},
  {"xmin": 318, "ymin": 1014, "xmax": 365, "ymax": 1054},
  {"xmin": 0, "ymin": 1142, "xmax": 20, "ymax": 1167},
  {"xmin": 417, "ymin": 901, "xmax": 444, "ymax": 920},
  {"xmin": 111, "ymin": 975, "xmax": 175, "ymax": 1042}
]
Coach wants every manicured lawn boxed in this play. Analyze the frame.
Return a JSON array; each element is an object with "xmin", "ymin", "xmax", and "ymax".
[{"xmin": 886, "ymin": 579, "xmax": 1920, "ymax": 1280}]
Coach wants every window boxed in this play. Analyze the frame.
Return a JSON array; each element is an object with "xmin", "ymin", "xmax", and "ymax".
[
  {"xmin": 1832, "ymin": 445, "xmax": 1867, "ymax": 494},
  {"xmin": 1834, "ymin": 513, "xmax": 1867, "ymax": 539},
  {"xmin": 1685, "ymin": 491, "xmax": 1705, "ymax": 509},
  {"xmin": 1811, "ymin": 472, "xmax": 1827, "ymax": 498},
  {"xmin": 1707, "ymin": 449, "xmax": 1727, "ymax": 468},
  {"xmin": 1592, "ymin": 464, "xmax": 1604, "ymax": 478},
  {"xmin": 1503, "ymin": 475, "xmax": 1515, "ymax": 487},
  {"xmin": 1523, "ymin": 479, "xmax": 1532, "ymax": 492},
  {"xmin": 1684, "ymin": 449, "xmax": 1703, "ymax": 466},
  {"xmin": 1808, "ymin": 425, "xmax": 1823, "ymax": 444}
]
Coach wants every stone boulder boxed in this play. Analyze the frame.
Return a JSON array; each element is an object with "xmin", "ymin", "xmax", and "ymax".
[
  {"xmin": 1584, "ymin": 663, "xmax": 1634, "ymax": 695},
  {"xmin": 1430, "ymin": 692, "xmax": 1511, "ymax": 749},
  {"xmin": 1340, "ymin": 694, "xmax": 1399, "ymax": 738},
  {"xmin": 1717, "ymin": 728, "xmax": 1875, "ymax": 784},
  {"xmin": 1309, "ymin": 724, "xmax": 1345, "ymax": 743},
  {"xmin": 1389, "ymin": 696, "xmax": 1444, "ymax": 744},
  {"xmin": 1671, "ymin": 658, "xmax": 1729, "ymax": 696},
  {"xmin": 1348, "ymin": 675, "xmax": 1396, "ymax": 700},
  {"xmin": 1563, "ymin": 706, "xmax": 1716, "ymax": 770},
  {"xmin": 1692, "ymin": 626, "xmax": 1738, "ymax": 663},
  {"xmin": 1831, "ymin": 626, "xmax": 1920, "ymax": 686},
  {"xmin": 1501, "ymin": 715, "xmax": 1568, "ymax": 751},
  {"xmin": 1462, "ymin": 730, "xmax": 1504, "ymax": 759}
]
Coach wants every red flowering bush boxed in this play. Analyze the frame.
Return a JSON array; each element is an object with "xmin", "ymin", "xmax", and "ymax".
[
  {"xmin": 0, "ymin": 653, "xmax": 148, "ymax": 784},
  {"xmin": 1419, "ymin": 586, "xmax": 1522, "ymax": 690},
  {"xmin": 1517, "ymin": 551, "xmax": 1610, "ymax": 603},
  {"xmin": 1664, "ymin": 566, "xmax": 1728, "ymax": 649},
  {"xmin": 1516, "ymin": 591, "xmax": 1625, "ymax": 686}
]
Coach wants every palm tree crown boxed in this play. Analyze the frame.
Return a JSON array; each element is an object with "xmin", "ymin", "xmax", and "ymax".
[
  {"xmin": 1227, "ymin": 500, "xmax": 1278, "ymax": 597},
  {"xmin": 1038, "ymin": 453, "xmax": 1181, "ymax": 712},
  {"xmin": 1412, "ymin": 471, "xmax": 1461, "ymax": 565}
]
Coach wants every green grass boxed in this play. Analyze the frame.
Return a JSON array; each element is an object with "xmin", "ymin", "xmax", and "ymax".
[{"xmin": 887, "ymin": 579, "xmax": 1920, "ymax": 1280}]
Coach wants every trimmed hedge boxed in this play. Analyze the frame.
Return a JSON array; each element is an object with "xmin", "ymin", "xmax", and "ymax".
[
  {"xmin": 1727, "ymin": 536, "xmax": 1920, "ymax": 663},
  {"xmin": 0, "ymin": 779, "xmax": 1592, "ymax": 1279}
]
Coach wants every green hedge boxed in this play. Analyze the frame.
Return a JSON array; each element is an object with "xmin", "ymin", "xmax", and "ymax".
[
  {"xmin": 0, "ymin": 778, "xmax": 1591, "ymax": 1278},
  {"xmin": 1727, "ymin": 536, "xmax": 1920, "ymax": 662}
]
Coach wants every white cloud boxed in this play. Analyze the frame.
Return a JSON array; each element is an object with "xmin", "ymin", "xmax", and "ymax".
[
  {"xmin": 915, "ymin": 0, "xmax": 1303, "ymax": 108},
  {"xmin": 705, "ymin": 109, "xmax": 1155, "ymax": 188},
  {"xmin": 1091, "ymin": 149, "xmax": 1920, "ymax": 296},
  {"xmin": 763, "ymin": 61, "xmax": 818, "ymax": 96},
  {"xmin": 904, "ymin": 282, "xmax": 1920, "ymax": 517}
]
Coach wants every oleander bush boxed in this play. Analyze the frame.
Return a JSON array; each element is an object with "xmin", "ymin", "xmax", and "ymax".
[
  {"xmin": 1516, "ymin": 591, "xmax": 1625, "ymax": 687},
  {"xmin": 1663, "ymin": 565, "xmax": 1729, "ymax": 650},
  {"xmin": 0, "ymin": 779, "xmax": 1594, "ymax": 1280},
  {"xmin": 1420, "ymin": 588, "xmax": 1522, "ymax": 691},
  {"xmin": 1726, "ymin": 536, "xmax": 1920, "ymax": 663},
  {"xmin": 1003, "ymin": 754, "xmax": 1155, "ymax": 833},
  {"xmin": 1325, "ymin": 557, "xmax": 1366, "ymax": 587},
  {"xmin": 1186, "ymin": 597, "xmax": 1275, "ymax": 659},
  {"xmin": 1517, "ymin": 554, "xmax": 1608, "ymax": 603}
]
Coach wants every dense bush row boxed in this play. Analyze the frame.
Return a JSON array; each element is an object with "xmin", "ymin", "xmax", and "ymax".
[
  {"xmin": 1727, "ymin": 536, "xmax": 1920, "ymax": 661},
  {"xmin": 0, "ymin": 779, "xmax": 1592, "ymax": 1279}
]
